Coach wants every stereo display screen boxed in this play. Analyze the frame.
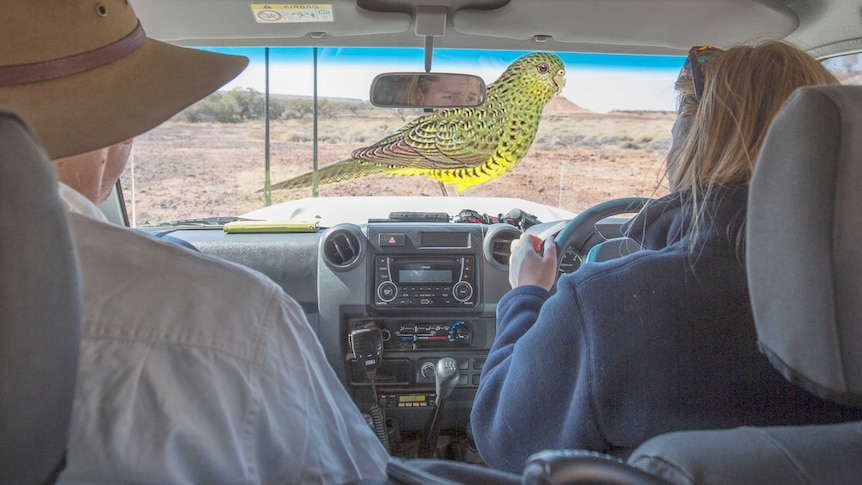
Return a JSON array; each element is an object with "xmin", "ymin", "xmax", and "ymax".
[{"xmin": 398, "ymin": 269, "xmax": 453, "ymax": 284}]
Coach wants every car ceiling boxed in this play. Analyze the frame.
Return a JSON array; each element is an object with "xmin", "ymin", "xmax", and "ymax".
[{"xmin": 134, "ymin": 0, "xmax": 862, "ymax": 58}]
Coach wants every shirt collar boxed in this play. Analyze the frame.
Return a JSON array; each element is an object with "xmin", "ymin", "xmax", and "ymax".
[{"xmin": 58, "ymin": 182, "xmax": 109, "ymax": 222}]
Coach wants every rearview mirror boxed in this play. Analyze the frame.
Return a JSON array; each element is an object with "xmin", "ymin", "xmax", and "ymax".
[{"xmin": 370, "ymin": 73, "xmax": 486, "ymax": 108}]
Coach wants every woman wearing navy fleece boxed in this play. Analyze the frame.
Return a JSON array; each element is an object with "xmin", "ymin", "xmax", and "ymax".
[{"xmin": 470, "ymin": 41, "xmax": 862, "ymax": 474}]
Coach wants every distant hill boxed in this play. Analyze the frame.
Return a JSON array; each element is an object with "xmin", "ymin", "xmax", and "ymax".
[
  {"xmin": 216, "ymin": 89, "xmax": 367, "ymax": 104},
  {"xmin": 270, "ymin": 93, "xmax": 366, "ymax": 103},
  {"xmin": 543, "ymin": 96, "xmax": 590, "ymax": 115}
]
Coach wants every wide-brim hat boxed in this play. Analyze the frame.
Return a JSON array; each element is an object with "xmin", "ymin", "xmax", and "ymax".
[{"xmin": 0, "ymin": 0, "xmax": 248, "ymax": 160}]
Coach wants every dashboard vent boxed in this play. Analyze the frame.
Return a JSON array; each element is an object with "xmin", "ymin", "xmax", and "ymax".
[
  {"xmin": 322, "ymin": 225, "xmax": 365, "ymax": 270},
  {"xmin": 483, "ymin": 224, "xmax": 521, "ymax": 271}
]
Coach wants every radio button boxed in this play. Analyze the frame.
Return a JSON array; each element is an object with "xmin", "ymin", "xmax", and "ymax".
[
  {"xmin": 379, "ymin": 233, "xmax": 406, "ymax": 247},
  {"xmin": 377, "ymin": 281, "xmax": 398, "ymax": 302},
  {"xmin": 453, "ymin": 282, "xmax": 474, "ymax": 302}
]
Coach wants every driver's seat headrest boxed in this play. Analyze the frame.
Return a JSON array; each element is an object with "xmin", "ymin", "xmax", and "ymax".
[{"xmin": 747, "ymin": 84, "xmax": 862, "ymax": 407}]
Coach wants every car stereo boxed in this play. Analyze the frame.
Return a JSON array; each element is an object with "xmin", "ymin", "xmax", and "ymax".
[{"xmin": 373, "ymin": 255, "xmax": 476, "ymax": 307}]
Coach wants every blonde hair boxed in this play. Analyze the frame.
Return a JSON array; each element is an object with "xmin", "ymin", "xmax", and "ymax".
[
  {"xmin": 402, "ymin": 75, "xmax": 442, "ymax": 105},
  {"xmin": 665, "ymin": 66, "xmax": 700, "ymax": 189},
  {"xmin": 668, "ymin": 41, "xmax": 838, "ymax": 249}
]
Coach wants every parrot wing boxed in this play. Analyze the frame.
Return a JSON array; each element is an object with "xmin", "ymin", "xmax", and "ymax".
[{"xmin": 349, "ymin": 105, "xmax": 506, "ymax": 170}]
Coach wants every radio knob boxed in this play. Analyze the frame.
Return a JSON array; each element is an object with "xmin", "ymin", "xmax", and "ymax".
[
  {"xmin": 420, "ymin": 361, "xmax": 436, "ymax": 379},
  {"xmin": 377, "ymin": 281, "xmax": 398, "ymax": 302},
  {"xmin": 454, "ymin": 324, "xmax": 471, "ymax": 340},
  {"xmin": 452, "ymin": 281, "xmax": 473, "ymax": 302}
]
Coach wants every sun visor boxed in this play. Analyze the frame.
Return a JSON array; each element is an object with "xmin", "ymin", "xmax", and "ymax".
[
  {"xmin": 452, "ymin": 0, "xmax": 799, "ymax": 51},
  {"xmin": 134, "ymin": 1, "xmax": 411, "ymax": 43}
]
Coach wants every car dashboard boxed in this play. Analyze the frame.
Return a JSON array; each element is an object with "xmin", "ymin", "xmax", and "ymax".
[{"xmin": 157, "ymin": 220, "xmax": 524, "ymax": 442}]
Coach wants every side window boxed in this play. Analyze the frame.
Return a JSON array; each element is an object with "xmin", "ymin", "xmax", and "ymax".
[{"xmin": 821, "ymin": 53, "xmax": 862, "ymax": 83}]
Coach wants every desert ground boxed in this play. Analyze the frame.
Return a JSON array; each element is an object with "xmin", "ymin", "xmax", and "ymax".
[{"xmin": 126, "ymin": 98, "xmax": 674, "ymax": 227}]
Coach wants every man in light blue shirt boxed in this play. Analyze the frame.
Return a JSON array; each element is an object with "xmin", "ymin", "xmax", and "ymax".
[{"xmin": 0, "ymin": 1, "xmax": 389, "ymax": 483}]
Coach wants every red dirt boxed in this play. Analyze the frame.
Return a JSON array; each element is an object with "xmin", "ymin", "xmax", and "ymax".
[{"xmin": 127, "ymin": 104, "xmax": 672, "ymax": 226}]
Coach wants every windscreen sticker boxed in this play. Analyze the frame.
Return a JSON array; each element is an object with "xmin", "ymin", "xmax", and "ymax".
[{"xmin": 250, "ymin": 4, "xmax": 334, "ymax": 23}]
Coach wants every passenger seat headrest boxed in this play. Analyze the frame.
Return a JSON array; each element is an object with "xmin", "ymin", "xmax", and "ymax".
[{"xmin": 0, "ymin": 108, "xmax": 82, "ymax": 483}]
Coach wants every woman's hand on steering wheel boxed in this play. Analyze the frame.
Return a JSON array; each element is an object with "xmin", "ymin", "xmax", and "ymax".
[{"xmin": 509, "ymin": 233, "xmax": 558, "ymax": 291}]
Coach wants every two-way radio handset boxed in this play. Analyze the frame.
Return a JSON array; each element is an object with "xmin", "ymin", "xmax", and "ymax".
[
  {"xmin": 349, "ymin": 326, "xmax": 384, "ymax": 379},
  {"xmin": 348, "ymin": 326, "xmax": 390, "ymax": 453}
]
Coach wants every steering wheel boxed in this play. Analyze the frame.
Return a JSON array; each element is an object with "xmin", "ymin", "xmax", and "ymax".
[
  {"xmin": 523, "ymin": 449, "xmax": 672, "ymax": 485},
  {"xmin": 553, "ymin": 197, "xmax": 651, "ymax": 274}
]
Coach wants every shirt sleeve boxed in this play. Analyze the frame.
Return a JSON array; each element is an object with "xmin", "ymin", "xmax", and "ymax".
[
  {"xmin": 470, "ymin": 278, "xmax": 606, "ymax": 473},
  {"xmin": 251, "ymin": 288, "xmax": 390, "ymax": 484}
]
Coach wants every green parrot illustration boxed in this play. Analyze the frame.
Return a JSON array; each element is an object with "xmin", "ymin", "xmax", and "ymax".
[{"xmin": 269, "ymin": 52, "xmax": 566, "ymax": 195}]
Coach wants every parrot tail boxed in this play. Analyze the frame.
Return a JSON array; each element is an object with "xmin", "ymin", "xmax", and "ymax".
[{"xmin": 267, "ymin": 159, "xmax": 386, "ymax": 191}]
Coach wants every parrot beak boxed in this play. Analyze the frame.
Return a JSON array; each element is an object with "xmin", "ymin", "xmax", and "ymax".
[{"xmin": 553, "ymin": 72, "xmax": 566, "ymax": 95}]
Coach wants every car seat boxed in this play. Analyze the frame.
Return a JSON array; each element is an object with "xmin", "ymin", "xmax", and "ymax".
[
  {"xmin": 0, "ymin": 109, "xmax": 82, "ymax": 484},
  {"xmin": 621, "ymin": 83, "xmax": 862, "ymax": 485}
]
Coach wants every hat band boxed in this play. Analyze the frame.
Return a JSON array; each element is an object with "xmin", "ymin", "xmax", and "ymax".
[{"xmin": 0, "ymin": 22, "xmax": 146, "ymax": 86}]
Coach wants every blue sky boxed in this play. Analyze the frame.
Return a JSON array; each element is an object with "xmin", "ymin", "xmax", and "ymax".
[{"xmin": 203, "ymin": 47, "xmax": 686, "ymax": 113}]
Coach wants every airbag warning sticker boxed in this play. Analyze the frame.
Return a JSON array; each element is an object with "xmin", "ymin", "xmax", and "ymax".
[{"xmin": 250, "ymin": 4, "xmax": 334, "ymax": 23}]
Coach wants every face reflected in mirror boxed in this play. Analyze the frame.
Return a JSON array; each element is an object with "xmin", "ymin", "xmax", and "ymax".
[
  {"xmin": 414, "ymin": 75, "xmax": 483, "ymax": 106},
  {"xmin": 371, "ymin": 73, "xmax": 486, "ymax": 108}
]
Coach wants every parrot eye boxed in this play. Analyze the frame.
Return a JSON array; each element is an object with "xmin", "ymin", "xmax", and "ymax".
[{"xmin": 537, "ymin": 63, "xmax": 549, "ymax": 74}]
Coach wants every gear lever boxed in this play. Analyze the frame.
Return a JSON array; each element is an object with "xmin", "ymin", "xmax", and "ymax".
[{"xmin": 417, "ymin": 357, "xmax": 459, "ymax": 458}]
